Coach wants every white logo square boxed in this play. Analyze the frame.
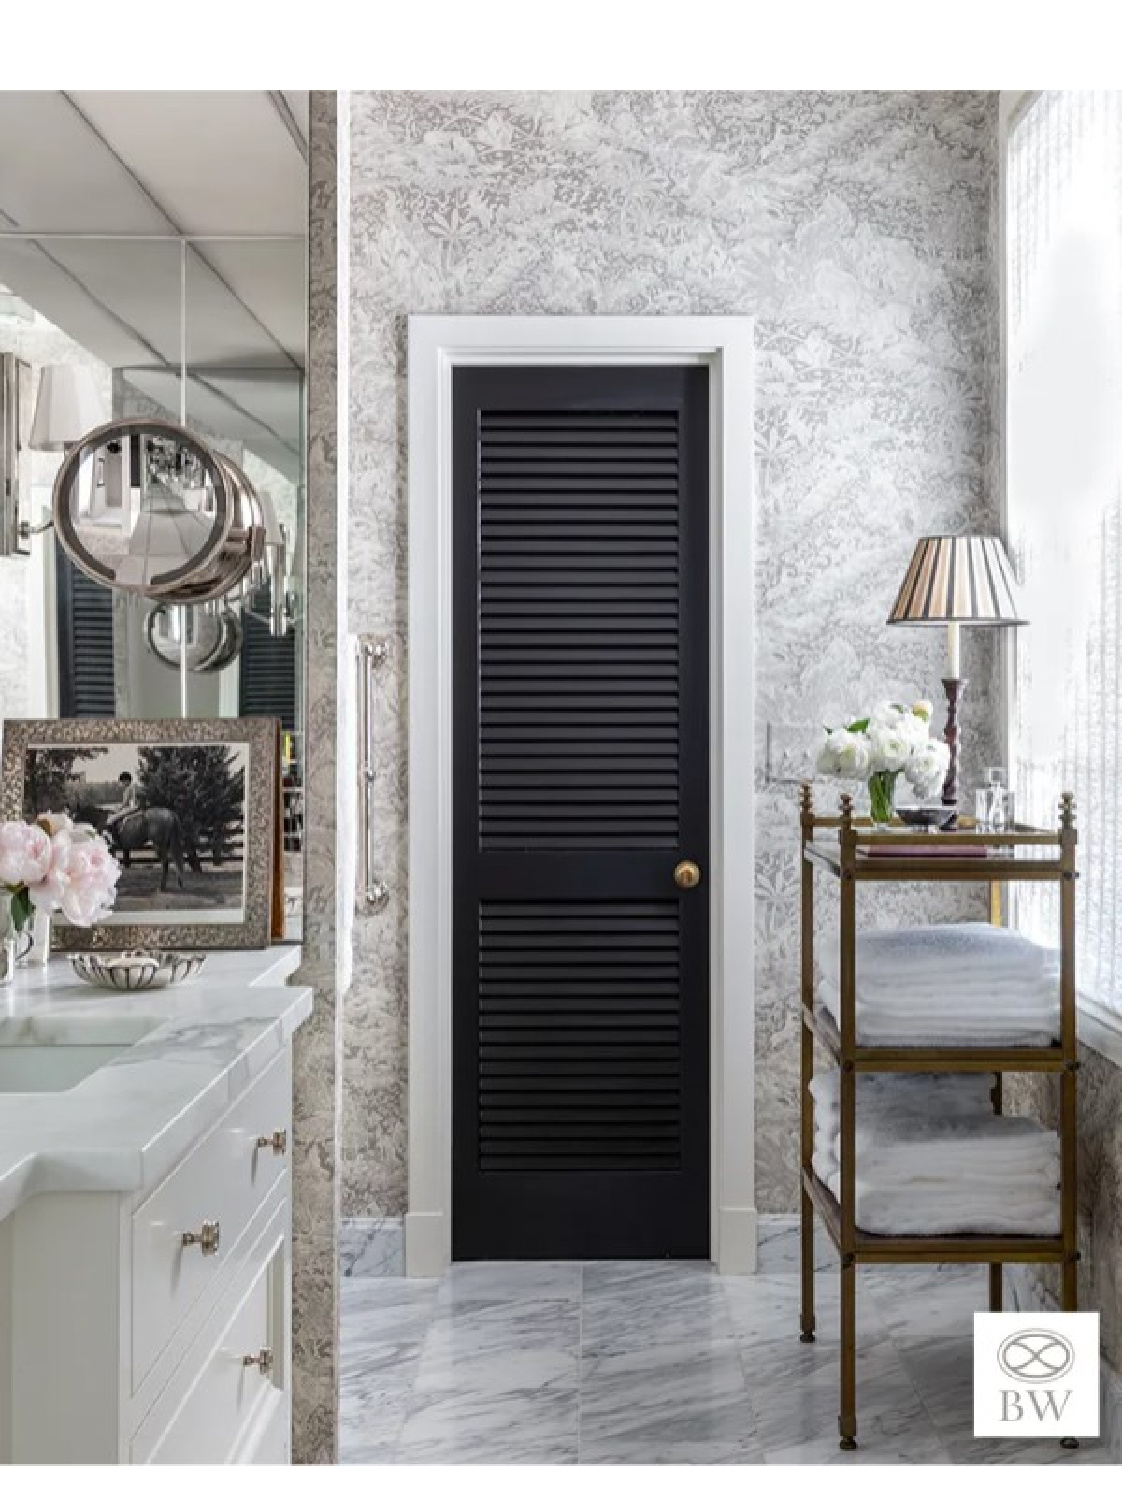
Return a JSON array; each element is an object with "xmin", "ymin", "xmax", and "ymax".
[{"xmin": 974, "ymin": 1312, "xmax": 1100, "ymax": 1438}]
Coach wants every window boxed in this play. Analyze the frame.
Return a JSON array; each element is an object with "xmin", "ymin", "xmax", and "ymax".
[{"xmin": 1007, "ymin": 92, "xmax": 1122, "ymax": 1017}]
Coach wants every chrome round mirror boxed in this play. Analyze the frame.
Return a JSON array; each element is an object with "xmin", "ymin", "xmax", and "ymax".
[{"xmin": 52, "ymin": 418, "xmax": 265, "ymax": 603}]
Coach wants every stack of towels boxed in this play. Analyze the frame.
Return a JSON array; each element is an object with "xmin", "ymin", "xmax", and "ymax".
[
  {"xmin": 817, "ymin": 922, "xmax": 1060, "ymax": 1047},
  {"xmin": 811, "ymin": 1068, "xmax": 1061, "ymax": 1235}
]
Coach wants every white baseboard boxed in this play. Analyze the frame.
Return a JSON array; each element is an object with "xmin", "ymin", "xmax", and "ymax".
[
  {"xmin": 404, "ymin": 1210, "xmax": 449, "ymax": 1278},
  {"xmin": 716, "ymin": 1206, "xmax": 758, "ymax": 1274}
]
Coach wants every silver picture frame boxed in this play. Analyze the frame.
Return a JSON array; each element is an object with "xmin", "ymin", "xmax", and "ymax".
[{"xmin": 1, "ymin": 717, "xmax": 279, "ymax": 952}]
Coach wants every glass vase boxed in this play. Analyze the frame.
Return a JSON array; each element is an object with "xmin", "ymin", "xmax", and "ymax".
[
  {"xmin": 0, "ymin": 894, "xmax": 16, "ymax": 988},
  {"xmin": 24, "ymin": 910, "xmax": 51, "ymax": 967},
  {"xmin": 867, "ymin": 770, "xmax": 899, "ymax": 828}
]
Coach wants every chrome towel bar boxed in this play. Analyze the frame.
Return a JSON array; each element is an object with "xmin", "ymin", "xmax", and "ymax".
[{"xmin": 357, "ymin": 635, "xmax": 390, "ymax": 912}]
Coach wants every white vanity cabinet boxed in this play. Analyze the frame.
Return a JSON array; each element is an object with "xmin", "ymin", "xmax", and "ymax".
[{"xmin": 0, "ymin": 1047, "xmax": 295, "ymax": 1464}]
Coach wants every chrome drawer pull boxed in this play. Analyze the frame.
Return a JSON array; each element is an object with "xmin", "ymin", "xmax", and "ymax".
[
  {"xmin": 181, "ymin": 1219, "xmax": 221, "ymax": 1256},
  {"xmin": 242, "ymin": 1347, "xmax": 274, "ymax": 1376},
  {"xmin": 255, "ymin": 1128, "xmax": 288, "ymax": 1156}
]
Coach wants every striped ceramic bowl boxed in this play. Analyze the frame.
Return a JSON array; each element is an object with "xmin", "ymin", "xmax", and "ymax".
[{"xmin": 70, "ymin": 951, "xmax": 207, "ymax": 992}]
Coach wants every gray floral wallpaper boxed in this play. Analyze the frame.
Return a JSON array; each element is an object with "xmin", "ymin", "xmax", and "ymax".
[{"xmin": 343, "ymin": 90, "xmax": 1002, "ymax": 1220}]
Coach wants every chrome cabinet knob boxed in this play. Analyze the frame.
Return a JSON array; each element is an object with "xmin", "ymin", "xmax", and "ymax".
[
  {"xmin": 242, "ymin": 1346, "xmax": 274, "ymax": 1376},
  {"xmin": 256, "ymin": 1129, "xmax": 288, "ymax": 1156},
  {"xmin": 181, "ymin": 1219, "xmax": 221, "ymax": 1256}
]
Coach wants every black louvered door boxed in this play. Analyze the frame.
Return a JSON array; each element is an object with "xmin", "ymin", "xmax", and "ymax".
[
  {"xmin": 452, "ymin": 365, "xmax": 710, "ymax": 1260},
  {"xmin": 55, "ymin": 542, "xmax": 116, "ymax": 717}
]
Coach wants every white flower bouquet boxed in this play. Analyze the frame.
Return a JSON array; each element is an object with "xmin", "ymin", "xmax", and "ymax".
[{"xmin": 816, "ymin": 700, "xmax": 951, "ymax": 824}]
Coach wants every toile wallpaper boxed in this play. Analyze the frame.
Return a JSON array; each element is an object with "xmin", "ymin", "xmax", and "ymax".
[{"xmin": 342, "ymin": 90, "xmax": 1002, "ymax": 1220}]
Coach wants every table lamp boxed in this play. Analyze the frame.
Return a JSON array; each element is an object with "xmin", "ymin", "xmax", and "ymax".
[{"xmin": 887, "ymin": 534, "xmax": 1025, "ymax": 812}]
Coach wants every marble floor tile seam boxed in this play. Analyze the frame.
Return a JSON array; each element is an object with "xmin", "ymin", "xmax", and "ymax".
[{"xmin": 340, "ymin": 1262, "xmax": 1116, "ymax": 1466}]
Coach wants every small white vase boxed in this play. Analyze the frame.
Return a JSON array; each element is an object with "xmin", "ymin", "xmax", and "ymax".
[{"xmin": 26, "ymin": 910, "xmax": 51, "ymax": 967}]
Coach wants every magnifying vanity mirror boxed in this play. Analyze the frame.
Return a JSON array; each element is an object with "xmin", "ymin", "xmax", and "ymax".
[{"xmin": 53, "ymin": 418, "xmax": 267, "ymax": 603}]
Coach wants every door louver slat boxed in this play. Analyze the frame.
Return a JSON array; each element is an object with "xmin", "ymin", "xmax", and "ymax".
[{"xmin": 478, "ymin": 900, "xmax": 682, "ymax": 1172}]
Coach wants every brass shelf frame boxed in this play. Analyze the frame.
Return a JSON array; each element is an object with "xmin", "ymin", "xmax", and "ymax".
[{"xmin": 798, "ymin": 784, "xmax": 1079, "ymax": 1452}]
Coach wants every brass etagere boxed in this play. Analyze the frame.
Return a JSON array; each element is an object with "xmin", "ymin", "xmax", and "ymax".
[{"xmin": 798, "ymin": 783, "xmax": 1079, "ymax": 1451}]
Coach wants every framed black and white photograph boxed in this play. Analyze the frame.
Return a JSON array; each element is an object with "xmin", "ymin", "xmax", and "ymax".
[{"xmin": 1, "ymin": 717, "xmax": 279, "ymax": 951}]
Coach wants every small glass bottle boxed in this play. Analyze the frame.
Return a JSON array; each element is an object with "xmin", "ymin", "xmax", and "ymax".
[{"xmin": 979, "ymin": 766, "xmax": 1014, "ymax": 833}]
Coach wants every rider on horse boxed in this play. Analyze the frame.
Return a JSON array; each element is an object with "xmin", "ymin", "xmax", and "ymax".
[{"xmin": 104, "ymin": 772, "xmax": 142, "ymax": 850}]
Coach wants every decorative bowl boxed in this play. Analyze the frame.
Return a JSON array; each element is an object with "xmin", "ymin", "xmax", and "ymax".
[
  {"xmin": 896, "ymin": 805, "xmax": 956, "ymax": 831},
  {"xmin": 70, "ymin": 951, "xmax": 208, "ymax": 992}
]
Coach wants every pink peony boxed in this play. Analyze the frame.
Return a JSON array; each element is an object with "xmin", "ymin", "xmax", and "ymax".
[
  {"xmin": 21, "ymin": 817, "xmax": 120, "ymax": 926},
  {"xmin": 0, "ymin": 820, "xmax": 52, "ymax": 887}
]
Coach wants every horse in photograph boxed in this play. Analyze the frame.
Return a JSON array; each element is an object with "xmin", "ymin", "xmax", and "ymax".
[{"xmin": 91, "ymin": 806, "xmax": 197, "ymax": 893}]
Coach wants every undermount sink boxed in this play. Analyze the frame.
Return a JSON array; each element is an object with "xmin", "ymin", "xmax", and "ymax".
[{"xmin": 0, "ymin": 1017, "xmax": 159, "ymax": 1094}]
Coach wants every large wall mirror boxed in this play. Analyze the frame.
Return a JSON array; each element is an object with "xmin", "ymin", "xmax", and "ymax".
[{"xmin": 0, "ymin": 93, "xmax": 308, "ymax": 938}]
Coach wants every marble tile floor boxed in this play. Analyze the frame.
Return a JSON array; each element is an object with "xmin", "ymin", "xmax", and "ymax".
[{"xmin": 341, "ymin": 1231, "xmax": 1115, "ymax": 1466}]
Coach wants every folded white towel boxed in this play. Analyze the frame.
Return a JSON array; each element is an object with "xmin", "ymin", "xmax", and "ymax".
[
  {"xmin": 816, "ymin": 1122, "xmax": 1062, "ymax": 1164},
  {"xmin": 817, "ymin": 978, "xmax": 1060, "ymax": 1015},
  {"xmin": 813, "ymin": 1166, "xmax": 1062, "ymax": 1236},
  {"xmin": 809, "ymin": 1069, "xmax": 996, "ymax": 1115},
  {"xmin": 817, "ymin": 981, "xmax": 1058, "ymax": 1048},
  {"xmin": 813, "ymin": 1137, "xmax": 1060, "ymax": 1190},
  {"xmin": 813, "ymin": 1143, "xmax": 1058, "ymax": 1193},
  {"xmin": 809, "ymin": 1066, "xmax": 1062, "ymax": 1234},
  {"xmin": 818, "ymin": 923, "xmax": 1060, "ymax": 992}
]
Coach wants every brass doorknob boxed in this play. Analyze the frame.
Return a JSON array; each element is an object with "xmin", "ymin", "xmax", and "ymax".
[
  {"xmin": 673, "ymin": 860, "xmax": 702, "ymax": 889},
  {"xmin": 256, "ymin": 1129, "xmax": 288, "ymax": 1156},
  {"xmin": 242, "ymin": 1347, "xmax": 274, "ymax": 1376}
]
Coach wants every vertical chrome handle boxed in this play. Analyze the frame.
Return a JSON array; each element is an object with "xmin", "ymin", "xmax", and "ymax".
[{"xmin": 357, "ymin": 636, "xmax": 391, "ymax": 912}]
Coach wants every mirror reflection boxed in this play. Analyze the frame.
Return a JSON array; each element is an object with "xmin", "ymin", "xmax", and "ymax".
[
  {"xmin": 0, "ymin": 91, "xmax": 308, "ymax": 937},
  {"xmin": 56, "ymin": 423, "xmax": 233, "ymax": 593}
]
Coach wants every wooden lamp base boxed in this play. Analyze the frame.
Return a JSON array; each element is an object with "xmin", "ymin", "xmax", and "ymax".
[{"xmin": 941, "ymin": 676, "xmax": 966, "ymax": 822}]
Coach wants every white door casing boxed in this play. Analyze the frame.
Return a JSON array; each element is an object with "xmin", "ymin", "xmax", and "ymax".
[{"xmin": 406, "ymin": 315, "xmax": 756, "ymax": 1276}]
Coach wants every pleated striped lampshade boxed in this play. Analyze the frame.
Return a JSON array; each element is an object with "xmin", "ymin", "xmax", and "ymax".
[{"xmin": 887, "ymin": 535, "xmax": 1026, "ymax": 627}]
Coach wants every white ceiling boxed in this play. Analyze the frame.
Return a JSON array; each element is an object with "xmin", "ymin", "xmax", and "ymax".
[{"xmin": 0, "ymin": 92, "xmax": 307, "ymax": 480}]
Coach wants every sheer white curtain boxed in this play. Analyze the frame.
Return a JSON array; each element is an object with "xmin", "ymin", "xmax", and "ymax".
[{"xmin": 1008, "ymin": 91, "xmax": 1122, "ymax": 1015}]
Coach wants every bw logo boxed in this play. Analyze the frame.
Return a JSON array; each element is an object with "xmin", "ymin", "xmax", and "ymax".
[
  {"xmin": 974, "ymin": 1313, "xmax": 1099, "ymax": 1439},
  {"xmin": 997, "ymin": 1330, "xmax": 1076, "ymax": 1423}
]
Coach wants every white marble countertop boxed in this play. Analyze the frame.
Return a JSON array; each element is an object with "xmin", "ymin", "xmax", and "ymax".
[{"xmin": 0, "ymin": 947, "xmax": 313, "ymax": 1223}]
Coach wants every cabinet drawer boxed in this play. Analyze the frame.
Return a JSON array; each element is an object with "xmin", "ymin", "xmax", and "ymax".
[
  {"xmin": 132, "ymin": 1228, "xmax": 286, "ymax": 1464},
  {"xmin": 131, "ymin": 1050, "xmax": 291, "ymax": 1391}
]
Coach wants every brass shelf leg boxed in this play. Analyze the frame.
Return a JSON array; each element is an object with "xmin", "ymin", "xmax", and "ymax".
[
  {"xmin": 988, "ymin": 1263, "xmax": 1003, "ymax": 1312},
  {"xmin": 837, "ymin": 799, "xmax": 858, "ymax": 1452},
  {"xmin": 799, "ymin": 1181, "xmax": 816, "ymax": 1342},
  {"xmin": 799, "ymin": 783, "xmax": 816, "ymax": 1344},
  {"xmin": 839, "ymin": 1258, "xmax": 858, "ymax": 1450},
  {"xmin": 990, "ymin": 1072, "xmax": 1003, "ymax": 1311}
]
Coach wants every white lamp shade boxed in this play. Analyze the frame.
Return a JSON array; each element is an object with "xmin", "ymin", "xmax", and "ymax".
[
  {"xmin": 256, "ymin": 486, "xmax": 285, "ymax": 546},
  {"xmin": 29, "ymin": 365, "xmax": 110, "ymax": 452}
]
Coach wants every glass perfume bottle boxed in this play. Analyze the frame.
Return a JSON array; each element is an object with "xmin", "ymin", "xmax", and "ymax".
[{"xmin": 975, "ymin": 766, "xmax": 1014, "ymax": 833}]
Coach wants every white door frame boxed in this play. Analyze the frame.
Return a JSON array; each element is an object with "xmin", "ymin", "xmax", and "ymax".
[{"xmin": 405, "ymin": 315, "xmax": 756, "ymax": 1276}]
